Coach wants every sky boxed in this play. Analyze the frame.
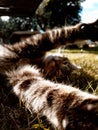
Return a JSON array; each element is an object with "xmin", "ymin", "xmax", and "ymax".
[
  {"xmin": 81, "ymin": 0, "xmax": 98, "ymax": 23},
  {"xmin": 1, "ymin": 0, "xmax": 98, "ymax": 23}
]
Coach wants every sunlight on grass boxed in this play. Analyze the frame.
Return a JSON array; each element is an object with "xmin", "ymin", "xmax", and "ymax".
[{"xmin": 62, "ymin": 50, "xmax": 98, "ymax": 81}]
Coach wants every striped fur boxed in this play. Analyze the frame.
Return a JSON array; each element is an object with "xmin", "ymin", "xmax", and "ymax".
[
  {"xmin": 6, "ymin": 65, "xmax": 98, "ymax": 130},
  {"xmin": 0, "ymin": 20, "xmax": 98, "ymax": 74},
  {"xmin": 0, "ymin": 44, "xmax": 80, "ymax": 79}
]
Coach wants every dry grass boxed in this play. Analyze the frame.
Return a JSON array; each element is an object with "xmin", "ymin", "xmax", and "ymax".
[
  {"xmin": 61, "ymin": 49, "xmax": 98, "ymax": 93},
  {"xmin": 1, "ymin": 48, "xmax": 98, "ymax": 130}
]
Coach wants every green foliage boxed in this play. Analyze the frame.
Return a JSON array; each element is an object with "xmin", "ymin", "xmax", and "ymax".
[
  {"xmin": 36, "ymin": 0, "xmax": 85, "ymax": 29},
  {"xmin": 0, "ymin": 18, "xmax": 9, "ymax": 42},
  {"xmin": 0, "ymin": 17, "xmax": 33, "ymax": 43},
  {"xmin": 9, "ymin": 17, "xmax": 32, "ymax": 31}
]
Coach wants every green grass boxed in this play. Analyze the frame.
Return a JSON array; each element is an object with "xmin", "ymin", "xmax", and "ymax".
[{"xmin": 1, "ymin": 48, "xmax": 98, "ymax": 130}]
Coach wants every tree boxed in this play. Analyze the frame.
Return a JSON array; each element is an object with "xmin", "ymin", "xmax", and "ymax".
[
  {"xmin": 36, "ymin": 0, "xmax": 85, "ymax": 29},
  {"xmin": 8, "ymin": 17, "xmax": 33, "ymax": 31},
  {"xmin": 0, "ymin": 17, "xmax": 34, "ymax": 43}
]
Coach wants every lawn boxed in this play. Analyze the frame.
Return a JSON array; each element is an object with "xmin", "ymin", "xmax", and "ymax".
[
  {"xmin": 1, "ymin": 47, "xmax": 98, "ymax": 130},
  {"xmin": 49, "ymin": 48, "xmax": 98, "ymax": 93},
  {"xmin": 62, "ymin": 48, "xmax": 98, "ymax": 93}
]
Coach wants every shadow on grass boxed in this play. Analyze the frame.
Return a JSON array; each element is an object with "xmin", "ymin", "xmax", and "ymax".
[
  {"xmin": 67, "ymin": 70, "xmax": 98, "ymax": 93},
  {"xmin": 84, "ymin": 46, "xmax": 98, "ymax": 54},
  {"xmin": 65, "ymin": 46, "xmax": 98, "ymax": 54},
  {"xmin": 44, "ymin": 69, "xmax": 98, "ymax": 93}
]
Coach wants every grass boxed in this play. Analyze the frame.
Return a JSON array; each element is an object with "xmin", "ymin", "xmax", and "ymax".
[
  {"xmin": 60, "ymin": 48, "xmax": 98, "ymax": 93},
  {"xmin": 1, "ymin": 47, "xmax": 98, "ymax": 130},
  {"xmin": 62, "ymin": 49, "xmax": 98, "ymax": 79}
]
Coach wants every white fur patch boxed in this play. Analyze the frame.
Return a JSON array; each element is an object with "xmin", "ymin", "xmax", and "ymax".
[
  {"xmin": 62, "ymin": 119, "xmax": 68, "ymax": 129},
  {"xmin": 0, "ymin": 45, "xmax": 13, "ymax": 56},
  {"xmin": 44, "ymin": 110, "xmax": 59, "ymax": 128},
  {"xmin": 87, "ymin": 104, "xmax": 93, "ymax": 111}
]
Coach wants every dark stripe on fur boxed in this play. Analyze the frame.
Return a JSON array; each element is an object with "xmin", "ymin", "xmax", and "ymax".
[
  {"xmin": 47, "ymin": 89, "xmax": 59, "ymax": 107},
  {"xmin": 20, "ymin": 79, "xmax": 33, "ymax": 91}
]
